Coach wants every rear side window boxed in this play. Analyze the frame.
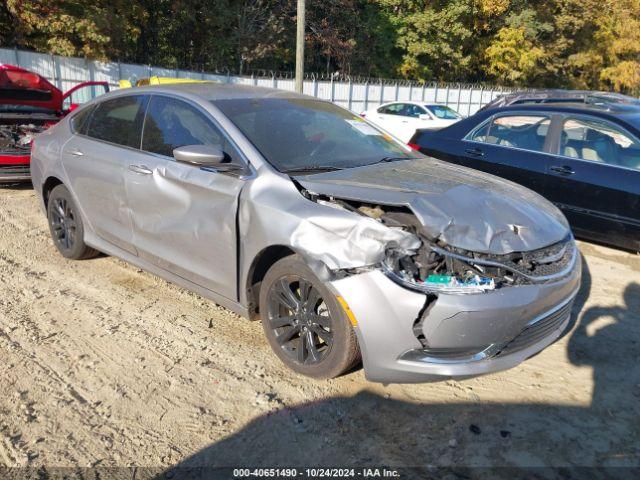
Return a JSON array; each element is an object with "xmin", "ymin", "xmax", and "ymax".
[
  {"xmin": 560, "ymin": 116, "xmax": 640, "ymax": 170},
  {"xmin": 378, "ymin": 103, "xmax": 404, "ymax": 115},
  {"xmin": 142, "ymin": 96, "xmax": 227, "ymax": 157},
  {"xmin": 468, "ymin": 114, "xmax": 550, "ymax": 153},
  {"xmin": 427, "ymin": 105, "xmax": 461, "ymax": 119},
  {"xmin": 85, "ymin": 95, "xmax": 147, "ymax": 148}
]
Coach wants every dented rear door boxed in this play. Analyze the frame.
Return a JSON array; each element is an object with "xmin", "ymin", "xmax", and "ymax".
[{"xmin": 63, "ymin": 94, "xmax": 148, "ymax": 254}]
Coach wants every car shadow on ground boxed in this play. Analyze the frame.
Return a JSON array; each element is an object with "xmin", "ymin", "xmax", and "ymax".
[{"xmin": 150, "ymin": 255, "xmax": 639, "ymax": 478}]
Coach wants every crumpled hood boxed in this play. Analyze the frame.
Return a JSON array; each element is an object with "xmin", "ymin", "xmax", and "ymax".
[{"xmin": 295, "ymin": 158, "xmax": 570, "ymax": 255}]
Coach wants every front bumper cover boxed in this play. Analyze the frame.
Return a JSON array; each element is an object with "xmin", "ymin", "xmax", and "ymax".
[{"xmin": 330, "ymin": 253, "xmax": 582, "ymax": 383}]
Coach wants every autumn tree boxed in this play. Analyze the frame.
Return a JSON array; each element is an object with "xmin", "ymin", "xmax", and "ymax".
[{"xmin": 1, "ymin": 0, "xmax": 640, "ymax": 93}]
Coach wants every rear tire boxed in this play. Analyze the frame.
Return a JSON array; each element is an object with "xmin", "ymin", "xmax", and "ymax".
[
  {"xmin": 47, "ymin": 184, "xmax": 99, "ymax": 260},
  {"xmin": 259, "ymin": 254, "xmax": 360, "ymax": 379}
]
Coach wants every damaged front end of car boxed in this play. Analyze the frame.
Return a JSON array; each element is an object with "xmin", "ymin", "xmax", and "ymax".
[
  {"xmin": 295, "ymin": 188, "xmax": 581, "ymax": 383},
  {"xmin": 303, "ymin": 192, "xmax": 577, "ymax": 291}
]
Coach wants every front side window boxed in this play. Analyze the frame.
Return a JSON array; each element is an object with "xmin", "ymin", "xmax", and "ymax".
[
  {"xmin": 426, "ymin": 105, "xmax": 461, "ymax": 120},
  {"xmin": 403, "ymin": 104, "xmax": 426, "ymax": 118},
  {"xmin": 142, "ymin": 96, "xmax": 228, "ymax": 158},
  {"xmin": 214, "ymin": 98, "xmax": 415, "ymax": 173},
  {"xmin": 85, "ymin": 95, "xmax": 147, "ymax": 148},
  {"xmin": 560, "ymin": 117, "xmax": 640, "ymax": 170},
  {"xmin": 468, "ymin": 114, "xmax": 550, "ymax": 153}
]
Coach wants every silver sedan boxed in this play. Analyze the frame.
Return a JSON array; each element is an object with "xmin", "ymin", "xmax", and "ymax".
[{"xmin": 31, "ymin": 84, "xmax": 581, "ymax": 383}]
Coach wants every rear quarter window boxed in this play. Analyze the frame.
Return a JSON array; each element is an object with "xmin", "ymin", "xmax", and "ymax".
[{"xmin": 70, "ymin": 105, "xmax": 95, "ymax": 134}]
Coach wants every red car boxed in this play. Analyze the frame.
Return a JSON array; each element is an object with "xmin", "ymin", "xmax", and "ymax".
[{"xmin": 0, "ymin": 64, "xmax": 109, "ymax": 183}]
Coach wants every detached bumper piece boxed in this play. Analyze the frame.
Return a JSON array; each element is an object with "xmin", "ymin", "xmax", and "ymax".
[{"xmin": 0, "ymin": 164, "xmax": 31, "ymax": 182}]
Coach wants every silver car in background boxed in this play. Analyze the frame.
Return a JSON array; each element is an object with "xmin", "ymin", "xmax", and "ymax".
[{"xmin": 31, "ymin": 84, "xmax": 581, "ymax": 383}]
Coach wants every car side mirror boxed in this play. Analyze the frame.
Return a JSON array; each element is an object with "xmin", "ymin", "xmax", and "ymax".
[
  {"xmin": 173, "ymin": 144, "xmax": 228, "ymax": 166},
  {"xmin": 419, "ymin": 114, "xmax": 432, "ymax": 120},
  {"xmin": 173, "ymin": 145, "xmax": 246, "ymax": 173}
]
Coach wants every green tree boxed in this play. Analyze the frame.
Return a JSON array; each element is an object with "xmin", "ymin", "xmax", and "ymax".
[{"xmin": 484, "ymin": 26, "xmax": 545, "ymax": 85}]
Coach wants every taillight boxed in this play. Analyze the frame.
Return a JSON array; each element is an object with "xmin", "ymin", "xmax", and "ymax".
[{"xmin": 407, "ymin": 142, "xmax": 420, "ymax": 151}]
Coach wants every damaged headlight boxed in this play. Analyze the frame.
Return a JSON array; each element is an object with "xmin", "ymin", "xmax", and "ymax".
[
  {"xmin": 382, "ymin": 237, "xmax": 577, "ymax": 294},
  {"xmin": 382, "ymin": 247, "xmax": 498, "ymax": 295}
]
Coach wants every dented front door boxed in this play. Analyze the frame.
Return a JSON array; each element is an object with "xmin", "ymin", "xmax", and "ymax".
[
  {"xmin": 125, "ymin": 94, "xmax": 245, "ymax": 300},
  {"xmin": 125, "ymin": 155, "xmax": 243, "ymax": 300}
]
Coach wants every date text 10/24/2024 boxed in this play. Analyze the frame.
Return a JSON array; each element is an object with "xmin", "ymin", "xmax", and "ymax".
[{"xmin": 232, "ymin": 468, "xmax": 401, "ymax": 478}]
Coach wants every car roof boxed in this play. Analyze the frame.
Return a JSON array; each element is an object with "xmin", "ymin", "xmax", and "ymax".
[
  {"xmin": 113, "ymin": 82, "xmax": 312, "ymax": 101},
  {"xmin": 378, "ymin": 101, "xmax": 446, "ymax": 107},
  {"xmin": 481, "ymin": 102, "xmax": 640, "ymax": 118}
]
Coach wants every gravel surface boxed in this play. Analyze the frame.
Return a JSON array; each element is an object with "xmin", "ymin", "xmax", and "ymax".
[{"xmin": 0, "ymin": 185, "xmax": 639, "ymax": 470}]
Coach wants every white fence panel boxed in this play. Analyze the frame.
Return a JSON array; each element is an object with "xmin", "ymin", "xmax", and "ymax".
[{"xmin": 0, "ymin": 48, "xmax": 511, "ymax": 114}]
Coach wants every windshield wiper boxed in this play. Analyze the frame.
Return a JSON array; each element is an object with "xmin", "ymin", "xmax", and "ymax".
[
  {"xmin": 282, "ymin": 165, "xmax": 344, "ymax": 174},
  {"xmin": 369, "ymin": 156, "xmax": 420, "ymax": 165}
]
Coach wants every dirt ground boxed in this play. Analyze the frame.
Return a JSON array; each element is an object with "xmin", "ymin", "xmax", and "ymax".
[{"xmin": 0, "ymin": 185, "xmax": 639, "ymax": 473}]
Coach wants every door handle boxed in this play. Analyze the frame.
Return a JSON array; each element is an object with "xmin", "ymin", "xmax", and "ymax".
[
  {"xmin": 67, "ymin": 149, "xmax": 84, "ymax": 156},
  {"xmin": 550, "ymin": 165, "xmax": 575, "ymax": 176},
  {"xmin": 465, "ymin": 147, "xmax": 484, "ymax": 157},
  {"xmin": 128, "ymin": 164, "xmax": 153, "ymax": 175}
]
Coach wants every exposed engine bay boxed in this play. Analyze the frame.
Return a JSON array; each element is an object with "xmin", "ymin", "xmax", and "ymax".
[
  {"xmin": 308, "ymin": 193, "xmax": 576, "ymax": 294},
  {"xmin": 0, "ymin": 123, "xmax": 47, "ymax": 154}
]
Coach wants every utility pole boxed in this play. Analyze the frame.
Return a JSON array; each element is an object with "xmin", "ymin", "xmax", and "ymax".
[{"xmin": 295, "ymin": 0, "xmax": 305, "ymax": 93}]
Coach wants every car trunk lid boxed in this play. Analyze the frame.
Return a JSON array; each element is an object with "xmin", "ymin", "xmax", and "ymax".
[{"xmin": 0, "ymin": 64, "xmax": 63, "ymax": 112}]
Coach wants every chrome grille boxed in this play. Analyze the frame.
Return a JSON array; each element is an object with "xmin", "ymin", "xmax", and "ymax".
[
  {"xmin": 498, "ymin": 239, "xmax": 575, "ymax": 279},
  {"xmin": 499, "ymin": 301, "xmax": 573, "ymax": 355}
]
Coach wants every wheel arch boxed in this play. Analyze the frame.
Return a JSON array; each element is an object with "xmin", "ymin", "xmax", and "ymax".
[
  {"xmin": 245, "ymin": 245, "xmax": 296, "ymax": 320},
  {"xmin": 42, "ymin": 176, "xmax": 64, "ymax": 209}
]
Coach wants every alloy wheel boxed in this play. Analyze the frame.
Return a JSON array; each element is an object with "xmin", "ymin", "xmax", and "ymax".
[
  {"xmin": 267, "ymin": 275, "xmax": 334, "ymax": 366},
  {"xmin": 50, "ymin": 197, "xmax": 77, "ymax": 251}
]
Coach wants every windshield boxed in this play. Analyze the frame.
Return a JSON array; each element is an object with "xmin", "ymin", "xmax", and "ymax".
[
  {"xmin": 213, "ymin": 98, "xmax": 417, "ymax": 172},
  {"xmin": 426, "ymin": 105, "xmax": 461, "ymax": 120}
]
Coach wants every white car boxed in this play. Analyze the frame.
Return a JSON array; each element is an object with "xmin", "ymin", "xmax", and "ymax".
[{"xmin": 361, "ymin": 101, "xmax": 463, "ymax": 143}]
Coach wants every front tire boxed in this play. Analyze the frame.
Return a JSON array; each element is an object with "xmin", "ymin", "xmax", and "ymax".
[
  {"xmin": 47, "ymin": 184, "xmax": 98, "ymax": 260},
  {"xmin": 259, "ymin": 255, "xmax": 360, "ymax": 379}
]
